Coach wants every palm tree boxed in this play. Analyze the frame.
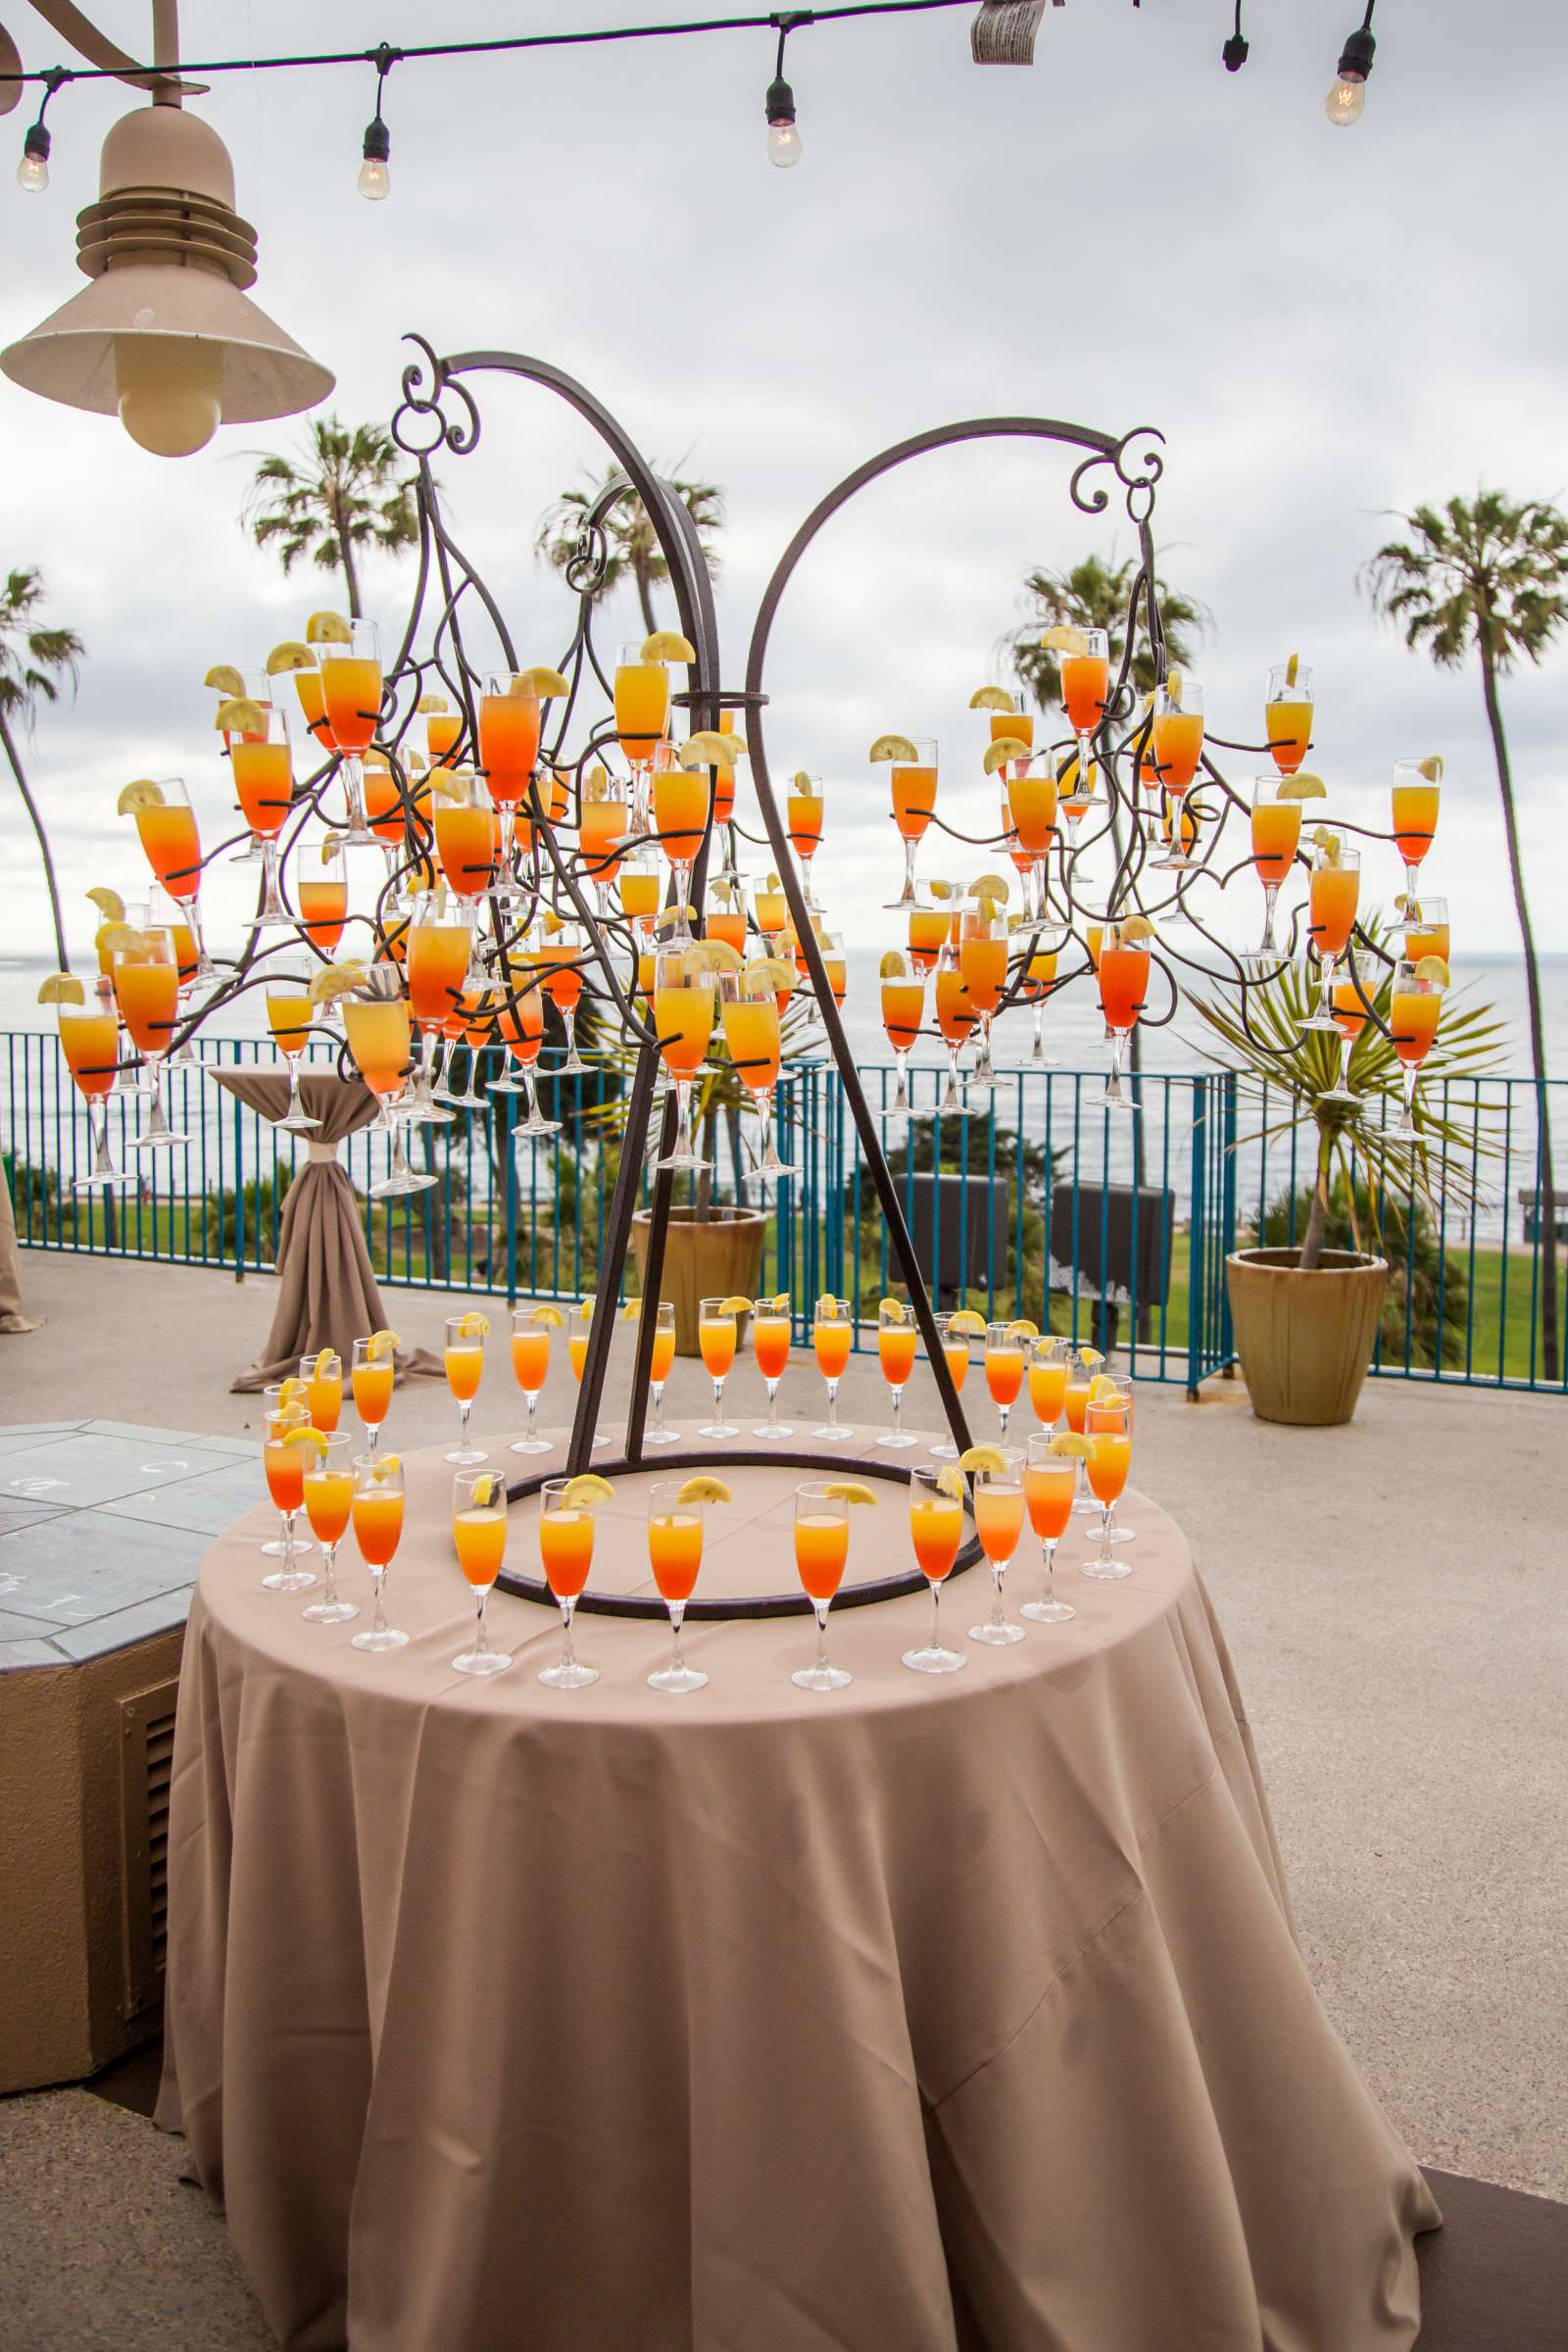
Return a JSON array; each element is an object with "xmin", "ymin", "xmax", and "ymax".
[
  {"xmin": 0, "ymin": 567, "xmax": 83, "ymax": 970},
  {"xmin": 1362, "ymin": 492, "xmax": 1567, "ymax": 1382},
  {"xmin": 535, "ymin": 466, "xmax": 724, "ymax": 634},
  {"xmin": 241, "ymin": 417, "xmax": 419, "ymax": 619},
  {"xmin": 1003, "ymin": 553, "xmax": 1206, "ymax": 711}
]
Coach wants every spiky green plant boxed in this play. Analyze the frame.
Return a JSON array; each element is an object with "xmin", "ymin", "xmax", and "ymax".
[{"xmin": 1191, "ymin": 938, "xmax": 1505, "ymax": 1270}]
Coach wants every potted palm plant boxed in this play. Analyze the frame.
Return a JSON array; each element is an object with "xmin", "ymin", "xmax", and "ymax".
[{"xmin": 1193, "ymin": 937, "xmax": 1501, "ymax": 1425}]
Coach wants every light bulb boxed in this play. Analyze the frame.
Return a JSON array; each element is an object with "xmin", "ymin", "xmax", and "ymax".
[
  {"xmin": 114, "ymin": 334, "xmax": 223, "ymax": 458},
  {"xmin": 767, "ymin": 120, "xmax": 803, "ymax": 170},
  {"xmin": 1324, "ymin": 73, "xmax": 1366, "ymax": 124},
  {"xmin": 16, "ymin": 147, "xmax": 48, "ymax": 192},
  {"xmin": 357, "ymin": 155, "xmax": 391, "ymax": 201}
]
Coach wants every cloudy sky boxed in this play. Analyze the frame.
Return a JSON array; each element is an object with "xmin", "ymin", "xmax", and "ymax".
[{"xmin": 3, "ymin": 0, "xmax": 1567, "ymax": 968}]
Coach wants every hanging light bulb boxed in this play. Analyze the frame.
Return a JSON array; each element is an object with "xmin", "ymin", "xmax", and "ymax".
[
  {"xmin": 358, "ymin": 116, "xmax": 391, "ymax": 201},
  {"xmin": 1324, "ymin": 15, "xmax": 1375, "ymax": 125},
  {"xmin": 765, "ymin": 86, "xmax": 802, "ymax": 169},
  {"xmin": 16, "ymin": 119, "xmax": 49, "ymax": 191}
]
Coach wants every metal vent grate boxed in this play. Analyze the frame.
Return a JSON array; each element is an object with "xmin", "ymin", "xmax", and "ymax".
[{"xmin": 120, "ymin": 1681, "xmax": 178, "ymax": 2023}]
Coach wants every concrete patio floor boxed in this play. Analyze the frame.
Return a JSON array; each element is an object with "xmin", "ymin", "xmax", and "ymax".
[{"xmin": 2, "ymin": 1249, "xmax": 1565, "ymax": 2345}]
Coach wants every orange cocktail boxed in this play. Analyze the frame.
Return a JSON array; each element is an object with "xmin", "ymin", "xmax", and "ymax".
[
  {"xmin": 512, "ymin": 1328, "xmax": 550, "ymax": 1394},
  {"xmin": 1392, "ymin": 780, "xmax": 1440, "ymax": 875},
  {"xmin": 613, "ymin": 653, "xmax": 670, "ymax": 767},
  {"xmin": 434, "ymin": 797, "xmax": 495, "ymax": 899},
  {"xmin": 878, "ymin": 1322, "xmax": 916, "ymax": 1389},
  {"xmin": 343, "ymin": 997, "xmax": 412, "ymax": 1100},
  {"xmin": 813, "ymin": 1315, "xmax": 853, "ymax": 1382},
  {"xmin": 113, "ymin": 956, "xmax": 178, "ymax": 1057},
  {"xmin": 1152, "ymin": 708, "xmax": 1204, "ymax": 795},
  {"xmin": 1308, "ymin": 859, "xmax": 1359, "ymax": 959},
  {"xmin": 352, "ymin": 1488, "xmax": 404, "ymax": 1568},
  {"xmin": 541, "ymin": 1501, "xmax": 595, "ymax": 1598},
  {"xmin": 1390, "ymin": 983, "xmax": 1442, "ymax": 1066},
  {"xmin": 1250, "ymin": 797, "xmax": 1301, "ymax": 888},
  {"xmin": 795, "ymin": 1510, "xmax": 848, "ymax": 1602},
  {"xmin": 303, "ymin": 1464, "xmax": 354, "ymax": 1552},
  {"xmin": 580, "ymin": 793, "xmax": 627, "ymax": 893},
  {"xmin": 264, "ymin": 1431, "xmax": 306, "ymax": 1517},
  {"xmin": 319, "ymin": 654, "xmax": 381, "ymax": 755},
  {"xmin": 478, "ymin": 684, "xmax": 541, "ymax": 807},
  {"xmin": 959, "ymin": 925, "xmax": 1007, "ymax": 1017},
  {"xmin": 909, "ymin": 1484, "xmax": 962, "ymax": 1582},
  {"xmin": 1098, "ymin": 942, "xmax": 1150, "ymax": 1034},
  {"xmin": 892, "ymin": 761, "xmax": 937, "ymax": 841},
  {"xmin": 304, "ymin": 1351, "xmax": 343, "ymax": 1432},
  {"xmin": 881, "ymin": 978, "xmax": 924, "ymax": 1054},
  {"xmin": 654, "ymin": 975, "xmax": 714, "ymax": 1079},
  {"xmin": 1266, "ymin": 698, "xmax": 1313, "ymax": 775},
  {"xmin": 135, "ymin": 801, "xmax": 202, "ymax": 901},
  {"xmin": 231, "ymin": 740, "xmax": 293, "ymax": 839},
  {"xmin": 1028, "ymin": 1344, "xmax": 1068, "ymax": 1427},
  {"xmin": 1007, "ymin": 766, "xmax": 1057, "ymax": 857},
  {"xmin": 454, "ymin": 1507, "xmax": 508, "ymax": 1588},
  {"xmin": 294, "ymin": 662, "xmax": 333, "ymax": 752},
  {"xmin": 721, "ymin": 995, "xmax": 781, "ymax": 1093},
  {"xmin": 1021, "ymin": 1441, "xmax": 1078, "ymax": 1624},
  {"xmin": 59, "ymin": 1006, "xmax": 120, "ymax": 1099},
  {"xmin": 1060, "ymin": 648, "xmax": 1108, "ymax": 739},
  {"xmin": 653, "ymin": 762, "xmax": 710, "ymax": 872},
  {"xmin": 648, "ymin": 1506, "xmax": 703, "ymax": 1603},
  {"xmin": 984, "ymin": 1324, "xmax": 1025, "ymax": 1440},
  {"xmin": 907, "ymin": 906, "xmax": 949, "ymax": 972},
  {"xmin": 353, "ymin": 1357, "xmax": 394, "ymax": 1432},
  {"xmin": 298, "ymin": 879, "xmax": 347, "ymax": 954}
]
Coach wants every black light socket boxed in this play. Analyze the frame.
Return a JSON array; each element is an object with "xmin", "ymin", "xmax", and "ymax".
[
  {"xmin": 362, "ymin": 115, "xmax": 391, "ymax": 166},
  {"xmin": 23, "ymin": 120, "xmax": 51, "ymax": 166},
  {"xmin": 764, "ymin": 74, "xmax": 796, "ymax": 128},
  {"xmin": 1336, "ymin": 24, "xmax": 1376, "ymax": 81},
  {"xmin": 1221, "ymin": 32, "xmax": 1250, "ymax": 71}
]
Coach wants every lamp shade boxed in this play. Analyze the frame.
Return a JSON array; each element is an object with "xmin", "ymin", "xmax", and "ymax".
[{"xmin": 1, "ymin": 102, "xmax": 333, "ymax": 450}]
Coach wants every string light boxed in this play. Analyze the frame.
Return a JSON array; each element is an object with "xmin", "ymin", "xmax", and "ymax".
[
  {"xmin": 1325, "ymin": 3, "xmax": 1376, "ymax": 125},
  {"xmin": 1220, "ymin": 1, "xmax": 1249, "ymax": 74},
  {"xmin": 15, "ymin": 68, "xmax": 66, "ymax": 193},
  {"xmin": 358, "ymin": 43, "xmax": 399, "ymax": 201},
  {"xmin": 765, "ymin": 12, "xmax": 808, "ymax": 169}
]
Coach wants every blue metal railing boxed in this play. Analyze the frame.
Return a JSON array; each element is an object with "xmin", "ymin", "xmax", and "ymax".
[{"xmin": 5, "ymin": 1029, "xmax": 1565, "ymax": 1391}]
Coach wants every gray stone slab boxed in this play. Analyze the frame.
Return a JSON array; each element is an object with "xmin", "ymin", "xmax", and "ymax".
[
  {"xmin": 0, "ymin": 1639, "xmax": 66, "ymax": 1671},
  {"xmin": 50, "ymin": 1587, "xmax": 192, "ymax": 1661},
  {"xmin": 79, "ymin": 1419, "xmax": 254, "ymax": 1460},
  {"xmin": 99, "ymin": 1460, "xmax": 262, "ymax": 1538},
  {"xmin": 0, "ymin": 1606, "xmax": 58, "ymax": 1640},
  {"xmin": 0, "ymin": 1421, "xmax": 87, "ymax": 1456},
  {"xmin": 0, "ymin": 1510, "xmax": 208, "ymax": 1625},
  {"xmin": 0, "ymin": 1500, "xmax": 73, "ymax": 1537},
  {"xmin": 0, "ymin": 1434, "xmax": 220, "ymax": 1511}
]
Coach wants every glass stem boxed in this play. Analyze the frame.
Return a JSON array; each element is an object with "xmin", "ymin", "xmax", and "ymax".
[
  {"xmin": 767, "ymin": 1380, "xmax": 780, "ymax": 1432},
  {"xmin": 998, "ymin": 1400, "xmax": 1009, "ymax": 1441},
  {"xmin": 990, "ymin": 1565, "xmax": 1005, "ymax": 1631},
  {"xmin": 281, "ymin": 1509, "xmax": 297, "ymax": 1560},
  {"xmin": 652, "ymin": 1384, "xmax": 665, "ymax": 1436},
  {"xmin": 903, "ymin": 836, "xmax": 918, "ymax": 904},
  {"xmin": 930, "ymin": 1581, "xmax": 942, "ymax": 1653},
  {"xmin": 560, "ymin": 1594, "xmax": 577, "ymax": 1670},
  {"xmin": 459, "ymin": 1399, "xmax": 471, "ymax": 1446},
  {"xmin": 321, "ymin": 1542, "xmax": 339, "ymax": 1605},
  {"xmin": 344, "ymin": 755, "xmax": 368, "ymax": 835},
  {"xmin": 813, "ymin": 1604, "xmax": 830, "ymax": 1674},
  {"xmin": 473, "ymin": 1587, "xmax": 491, "ymax": 1656},
  {"xmin": 370, "ymin": 1570, "xmax": 388, "ymax": 1639},
  {"xmin": 893, "ymin": 1053, "xmax": 909, "ymax": 1115},
  {"xmin": 669, "ymin": 1600, "xmax": 687, "ymax": 1677},
  {"xmin": 826, "ymin": 1381, "xmax": 839, "ymax": 1430},
  {"xmin": 1041, "ymin": 1537, "xmax": 1057, "ymax": 1607},
  {"xmin": 712, "ymin": 1376, "xmax": 726, "ymax": 1420},
  {"xmin": 526, "ymin": 1393, "xmax": 539, "ymax": 1440},
  {"xmin": 1260, "ymin": 884, "xmax": 1279, "ymax": 955},
  {"xmin": 891, "ymin": 1385, "xmax": 903, "ymax": 1440},
  {"xmin": 1318, "ymin": 951, "xmax": 1337, "ymax": 1025},
  {"xmin": 89, "ymin": 1102, "xmax": 115, "ymax": 1180},
  {"xmin": 285, "ymin": 1056, "xmax": 304, "ymax": 1121}
]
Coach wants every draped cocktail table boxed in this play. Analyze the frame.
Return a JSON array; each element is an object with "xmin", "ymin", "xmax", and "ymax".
[{"xmin": 157, "ymin": 1431, "xmax": 1438, "ymax": 2351}]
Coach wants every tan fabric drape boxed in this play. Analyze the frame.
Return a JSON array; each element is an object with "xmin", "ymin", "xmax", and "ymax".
[
  {"xmin": 0, "ymin": 1157, "xmax": 42, "ymax": 1333},
  {"xmin": 213, "ymin": 1071, "xmax": 441, "ymax": 1392},
  {"xmin": 158, "ymin": 1446, "xmax": 1440, "ymax": 2352}
]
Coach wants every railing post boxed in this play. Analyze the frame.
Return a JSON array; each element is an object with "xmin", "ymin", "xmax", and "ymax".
[
  {"xmin": 232, "ymin": 1058, "xmax": 245, "ymax": 1282},
  {"xmin": 1220, "ymin": 1071, "xmax": 1238, "ymax": 1369},
  {"xmin": 1187, "ymin": 1076, "xmax": 1207, "ymax": 1399}
]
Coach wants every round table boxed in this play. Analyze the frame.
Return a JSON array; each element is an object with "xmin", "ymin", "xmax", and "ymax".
[{"xmin": 157, "ymin": 1429, "xmax": 1438, "ymax": 2352}]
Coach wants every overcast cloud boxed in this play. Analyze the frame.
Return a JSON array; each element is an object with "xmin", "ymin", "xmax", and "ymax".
[{"xmin": 2, "ymin": 0, "xmax": 1566, "ymax": 960}]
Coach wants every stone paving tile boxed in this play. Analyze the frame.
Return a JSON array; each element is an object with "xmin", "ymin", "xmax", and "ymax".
[
  {"xmin": 0, "ymin": 1510, "xmax": 208, "ymax": 1625},
  {"xmin": 51, "ymin": 1587, "xmax": 193, "ymax": 1661},
  {"xmin": 0, "ymin": 1435, "xmax": 221, "ymax": 1511},
  {"xmin": 0, "ymin": 1639, "xmax": 66, "ymax": 1671},
  {"xmin": 0, "ymin": 1605, "xmax": 59, "ymax": 1640},
  {"xmin": 0, "ymin": 1500, "xmax": 73, "ymax": 1537},
  {"xmin": 80, "ymin": 1419, "xmax": 255, "ymax": 1459},
  {"xmin": 100, "ymin": 1460, "xmax": 263, "ymax": 1538},
  {"xmin": 0, "ymin": 1421, "xmax": 87, "ymax": 1456}
]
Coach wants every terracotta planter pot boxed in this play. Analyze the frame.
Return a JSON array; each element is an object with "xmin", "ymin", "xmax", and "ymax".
[
  {"xmin": 631, "ymin": 1206, "xmax": 767, "ymax": 1355},
  {"xmin": 1225, "ymin": 1248, "xmax": 1389, "ymax": 1427}
]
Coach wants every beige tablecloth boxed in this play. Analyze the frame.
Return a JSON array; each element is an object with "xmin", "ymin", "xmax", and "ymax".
[
  {"xmin": 158, "ymin": 1434, "xmax": 1438, "ymax": 2351},
  {"xmin": 211, "ymin": 1069, "xmax": 441, "ymax": 1392}
]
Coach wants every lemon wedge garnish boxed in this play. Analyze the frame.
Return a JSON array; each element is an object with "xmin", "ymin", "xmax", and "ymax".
[
  {"xmin": 981, "ymin": 738, "xmax": 1032, "ymax": 775},
  {"xmin": 85, "ymin": 886, "xmax": 125, "ymax": 921},
  {"xmin": 1276, "ymin": 771, "xmax": 1327, "ymax": 802},
  {"xmin": 868, "ymin": 733, "xmax": 919, "ymax": 764},
  {"xmin": 1311, "ymin": 827, "xmax": 1343, "ymax": 864},
  {"xmin": 1087, "ymin": 1373, "xmax": 1122, "ymax": 1401},
  {"xmin": 371, "ymin": 1453, "xmax": 401, "ymax": 1480},
  {"xmin": 36, "ymin": 970, "xmax": 85, "ymax": 1006},
  {"xmin": 619, "ymin": 1298, "xmax": 642, "ymax": 1321},
  {"xmin": 118, "ymin": 779, "xmax": 165, "ymax": 814},
  {"xmin": 282, "ymin": 1426, "xmax": 329, "ymax": 1452},
  {"xmin": 1164, "ymin": 667, "xmax": 1184, "ymax": 708},
  {"xmin": 1120, "ymin": 915, "xmax": 1156, "ymax": 943},
  {"xmin": 515, "ymin": 665, "xmax": 571, "ymax": 700},
  {"xmin": 216, "ymin": 695, "xmax": 268, "ymax": 735},
  {"xmin": 1050, "ymin": 1434, "xmax": 1093, "ymax": 1460},
  {"xmin": 925, "ymin": 878, "xmax": 954, "ymax": 903},
  {"xmin": 469, "ymin": 1473, "xmax": 498, "ymax": 1506},
  {"xmin": 96, "ymin": 922, "xmax": 146, "ymax": 957},
  {"xmin": 266, "ymin": 640, "xmax": 315, "ymax": 674},
  {"xmin": 653, "ymin": 903, "xmax": 694, "ymax": 934},
  {"xmin": 790, "ymin": 770, "xmax": 820, "ymax": 796},
  {"xmin": 455, "ymin": 1310, "xmax": 490, "ymax": 1340},
  {"xmin": 880, "ymin": 1297, "xmax": 908, "ymax": 1323},
  {"xmin": 277, "ymin": 1375, "xmax": 308, "ymax": 1409},
  {"xmin": 744, "ymin": 956, "xmax": 796, "ymax": 992},
  {"xmin": 717, "ymin": 1296, "xmax": 754, "ymax": 1317},
  {"xmin": 970, "ymin": 871, "xmax": 1011, "ymax": 906},
  {"xmin": 306, "ymin": 612, "xmax": 352, "ymax": 646},
  {"xmin": 312, "ymin": 1348, "xmax": 340, "ymax": 1377},
  {"xmin": 639, "ymin": 631, "xmax": 696, "ymax": 663},
  {"xmin": 821, "ymin": 1482, "xmax": 877, "ymax": 1506},
  {"xmin": 416, "ymin": 692, "xmax": 449, "ymax": 714},
  {"xmin": 879, "ymin": 950, "xmax": 909, "ymax": 981},
  {"xmin": 528, "ymin": 1304, "xmax": 566, "ymax": 1329},
  {"xmin": 701, "ymin": 937, "xmax": 744, "ymax": 973},
  {"xmin": 1042, "ymin": 624, "xmax": 1091, "ymax": 657},
  {"xmin": 1006, "ymin": 1319, "xmax": 1041, "ymax": 1341},
  {"xmin": 307, "ymin": 960, "xmax": 369, "ymax": 1006},
  {"xmin": 1414, "ymin": 956, "xmax": 1450, "ymax": 987},
  {"xmin": 678, "ymin": 730, "xmax": 731, "ymax": 768},
  {"xmin": 945, "ymin": 1308, "xmax": 987, "ymax": 1337},
  {"xmin": 968, "ymin": 684, "xmax": 1019, "ymax": 712},
  {"xmin": 561, "ymin": 1473, "xmax": 614, "ymax": 1509},
  {"xmin": 204, "ymin": 662, "xmax": 246, "ymax": 696},
  {"xmin": 1284, "ymin": 651, "xmax": 1300, "ymax": 689},
  {"xmin": 367, "ymin": 1328, "xmax": 400, "ymax": 1360},
  {"xmin": 1416, "ymin": 755, "xmax": 1444, "ymax": 783},
  {"xmin": 934, "ymin": 1465, "xmax": 966, "ymax": 1499},
  {"xmin": 1077, "ymin": 1348, "xmax": 1105, "ymax": 1368},
  {"xmin": 676, "ymin": 1475, "xmax": 732, "ymax": 1506},
  {"xmin": 814, "ymin": 1295, "xmax": 845, "ymax": 1320}
]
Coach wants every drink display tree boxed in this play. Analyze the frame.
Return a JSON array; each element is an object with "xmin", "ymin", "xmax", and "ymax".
[{"xmin": 68, "ymin": 333, "xmax": 1442, "ymax": 1613}]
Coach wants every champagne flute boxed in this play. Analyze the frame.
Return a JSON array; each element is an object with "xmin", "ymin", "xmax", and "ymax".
[
  {"xmin": 1390, "ymin": 953, "xmax": 1446, "ymax": 1138},
  {"xmin": 302, "ymin": 1433, "xmax": 360, "ymax": 1623},
  {"xmin": 903, "ymin": 1464, "xmax": 966, "ymax": 1675},
  {"xmin": 698, "ymin": 1296, "xmax": 740, "ymax": 1438},
  {"xmin": 301, "ymin": 1347, "xmax": 343, "ymax": 1434},
  {"xmin": 260, "ymin": 1387, "xmax": 317, "ymax": 1588},
  {"xmin": 1300, "ymin": 842, "xmax": 1361, "ymax": 1034},
  {"xmin": 442, "ymin": 1311, "xmax": 488, "ymax": 1464},
  {"xmin": 112, "ymin": 929, "xmax": 189, "ymax": 1152},
  {"xmin": 451, "ymin": 1468, "xmax": 514, "ymax": 1676},
  {"xmin": 653, "ymin": 946, "xmax": 714, "ymax": 1170},
  {"xmin": 811, "ymin": 1295, "xmax": 855, "ymax": 1440},
  {"xmin": 1082, "ymin": 1383, "xmax": 1134, "ymax": 1579},
  {"xmin": 266, "ymin": 965, "xmax": 322, "ymax": 1134},
  {"xmin": 318, "ymin": 618, "xmax": 382, "ymax": 845},
  {"xmin": 350, "ymin": 1451, "xmax": 409, "ymax": 1649},
  {"xmin": 538, "ymin": 1476, "xmax": 599, "ymax": 1690},
  {"xmin": 1321, "ymin": 946, "xmax": 1374, "ymax": 1105},
  {"xmin": 928, "ymin": 1310, "xmax": 974, "ymax": 1461},
  {"xmin": 1265, "ymin": 660, "xmax": 1314, "ymax": 775},
  {"xmin": 1020, "ymin": 1435, "xmax": 1077, "ymax": 1624},
  {"xmin": 885, "ymin": 737, "xmax": 939, "ymax": 910},
  {"xmin": 647, "ymin": 1481, "xmax": 708, "ymax": 1694},
  {"xmin": 1058, "ymin": 630, "xmax": 1109, "ymax": 829},
  {"xmin": 876, "ymin": 1300, "xmax": 919, "ymax": 1448},
  {"xmin": 646, "ymin": 1299, "xmax": 680, "ymax": 1446},
  {"xmin": 509, "ymin": 1303, "xmax": 556, "ymax": 1455},
  {"xmin": 351, "ymin": 1334, "xmax": 395, "ymax": 1455},
  {"xmin": 879, "ymin": 954, "xmax": 925, "ymax": 1122},
  {"xmin": 752, "ymin": 1296, "xmax": 794, "ymax": 1439},
  {"xmin": 1250, "ymin": 775, "xmax": 1302, "ymax": 961},
  {"xmin": 983, "ymin": 1319, "xmax": 1026, "ymax": 1442},
  {"xmin": 792, "ymin": 1482, "xmax": 853, "ymax": 1691},
  {"xmin": 1097, "ymin": 919, "xmax": 1152, "ymax": 1114},
  {"xmin": 56, "ymin": 995, "xmax": 133, "ymax": 1195},
  {"xmin": 969, "ymin": 1449, "xmax": 1026, "ymax": 1644}
]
